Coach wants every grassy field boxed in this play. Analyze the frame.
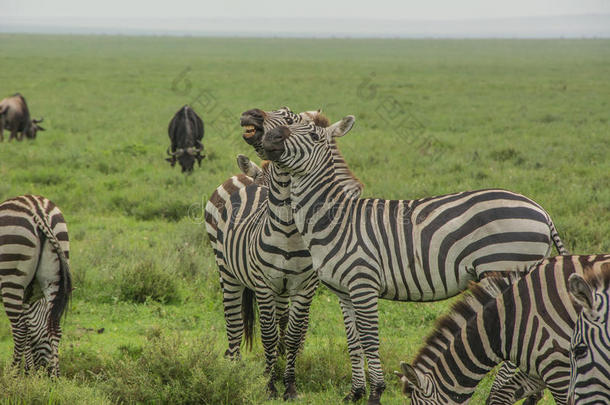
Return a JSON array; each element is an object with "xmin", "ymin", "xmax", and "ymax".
[{"xmin": 0, "ymin": 34, "xmax": 608, "ymax": 404}]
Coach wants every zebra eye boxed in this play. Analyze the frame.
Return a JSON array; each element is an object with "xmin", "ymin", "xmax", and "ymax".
[
  {"xmin": 309, "ymin": 132, "xmax": 320, "ymax": 141},
  {"xmin": 285, "ymin": 117, "xmax": 293, "ymax": 125},
  {"xmin": 573, "ymin": 344, "xmax": 588, "ymax": 360}
]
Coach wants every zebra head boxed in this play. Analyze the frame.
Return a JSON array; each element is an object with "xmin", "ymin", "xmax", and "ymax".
[
  {"xmin": 567, "ymin": 265, "xmax": 610, "ymax": 405},
  {"xmin": 260, "ymin": 116, "xmax": 355, "ymax": 175},
  {"xmin": 240, "ymin": 106, "xmax": 329, "ymax": 159},
  {"xmin": 394, "ymin": 362, "xmax": 451, "ymax": 404},
  {"xmin": 25, "ymin": 297, "xmax": 61, "ymax": 376}
]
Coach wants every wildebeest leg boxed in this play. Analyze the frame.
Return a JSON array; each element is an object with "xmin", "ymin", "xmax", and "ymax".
[
  {"xmin": 17, "ymin": 130, "xmax": 24, "ymax": 142},
  {"xmin": 9, "ymin": 128, "xmax": 18, "ymax": 142}
]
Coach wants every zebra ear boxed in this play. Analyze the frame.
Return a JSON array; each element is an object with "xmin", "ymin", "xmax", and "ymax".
[
  {"xmin": 237, "ymin": 155, "xmax": 262, "ymax": 178},
  {"xmin": 569, "ymin": 273, "xmax": 594, "ymax": 311},
  {"xmin": 329, "ymin": 115, "xmax": 355, "ymax": 138},
  {"xmin": 400, "ymin": 361, "xmax": 422, "ymax": 390}
]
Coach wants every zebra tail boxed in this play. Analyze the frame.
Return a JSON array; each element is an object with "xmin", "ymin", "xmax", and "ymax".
[
  {"xmin": 49, "ymin": 246, "xmax": 72, "ymax": 329},
  {"xmin": 548, "ymin": 218, "xmax": 569, "ymax": 255},
  {"xmin": 34, "ymin": 212, "xmax": 73, "ymax": 328},
  {"xmin": 241, "ymin": 287, "xmax": 257, "ymax": 351}
]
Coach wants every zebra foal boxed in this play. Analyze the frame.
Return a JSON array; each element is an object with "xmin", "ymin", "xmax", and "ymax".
[
  {"xmin": 260, "ymin": 118, "xmax": 567, "ymax": 404},
  {"xmin": 396, "ymin": 254, "xmax": 610, "ymax": 404},
  {"xmin": 0, "ymin": 195, "xmax": 72, "ymax": 376}
]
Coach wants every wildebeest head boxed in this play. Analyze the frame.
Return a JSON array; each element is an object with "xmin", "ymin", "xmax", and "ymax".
[
  {"xmin": 166, "ymin": 105, "xmax": 205, "ymax": 173},
  {"xmin": 25, "ymin": 117, "xmax": 45, "ymax": 139}
]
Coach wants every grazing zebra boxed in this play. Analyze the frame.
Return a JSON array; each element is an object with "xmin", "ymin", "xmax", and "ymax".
[
  {"xmin": 568, "ymin": 262, "xmax": 610, "ymax": 404},
  {"xmin": 204, "ymin": 107, "xmax": 363, "ymax": 399},
  {"xmin": 0, "ymin": 195, "xmax": 72, "ymax": 376},
  {"xmin": 395, "ymin": 255, "xmax": 610, "ymax": 405},
  {"xmin": 260, "ymin": 118, "xmax": 568, "ymax": 405}
]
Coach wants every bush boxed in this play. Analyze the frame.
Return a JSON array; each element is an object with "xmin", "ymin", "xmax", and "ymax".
[
  {"xmin": 0, "ymin": 367, "xmax": 112, "ymax": 405},
  {"xmin": 103, "ymin": 332, "xmax": 267, "ymax": 404},
  {"xmin": 118, "ymin": 259, "xmax": 179, "ymax": 304}
]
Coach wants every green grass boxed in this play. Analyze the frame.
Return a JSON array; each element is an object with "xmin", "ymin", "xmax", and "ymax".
[{"xmin": 0, "ymin": 34, "xmax": 609, "ymax": 404}]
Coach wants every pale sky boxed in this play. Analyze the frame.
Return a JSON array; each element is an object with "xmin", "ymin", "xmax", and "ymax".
[{"xmin": 3, "ymin": 0, "xmax": 610, "ymax": 20}]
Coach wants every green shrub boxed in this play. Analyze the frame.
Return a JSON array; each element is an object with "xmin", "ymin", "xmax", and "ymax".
[
  {"xmin": 103, "ymin": 332, "xmax": 267, "ymax": 404},
  {"xmin": 118, "ymin": 259, "xmax": 179, "ymax": 304},
  {"xmin": 0, "ymin": 367, "xmax": 112, "ymax": 405}
]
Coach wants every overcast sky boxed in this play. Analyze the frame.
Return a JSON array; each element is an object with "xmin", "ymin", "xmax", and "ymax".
[{"xmin": 3, "ymin": 0, "xmax": 610, "ymax": 20}]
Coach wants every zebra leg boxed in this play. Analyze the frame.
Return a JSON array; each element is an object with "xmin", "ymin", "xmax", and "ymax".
[
  {"xmin": 350, "ymin": 288, "xmax": 385, "ymax": 405},
  {"xmin": 338, "ymin": 296, "xmax": 367, "ymax": 402},
  {"xmin": 51, "ymin": 323, "xmax": 62, "ymax": 377},
  {"xmin": 255, "ymin": 288, "xmax": 280, "ymax": 398},
  {"xmin": 487, "ymin": 362, "xmax": 545, "ymax": 405},
  {"xmin": 276, "ymin": 292, "xmax": 289, "ymax": 357},
  {"xmin": 220, "ymin": 274, "xmax": 245, "ymax": 359},
  {"xmin": 2, "ymin": 285, "xmax": 33, "ymax": 371},
  {"xmin": 282, "ymin": 289, "xmax": 316, "ymax": 400}
]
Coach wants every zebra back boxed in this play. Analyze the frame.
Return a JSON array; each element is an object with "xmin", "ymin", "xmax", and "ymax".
[{"xmin": 204, "ymin": 174, "xmax": 255, "ymax": 248}]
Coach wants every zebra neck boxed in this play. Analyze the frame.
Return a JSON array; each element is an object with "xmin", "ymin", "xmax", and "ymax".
[
  {"xmin": 266, "ymin": 163, "xmax": 295, "ymax": 229},
  {"xmin": 290, "ymin": 159, "xmax": 348, "ymax": 238},
  {"xmin": 414, "ymin": 294, "xmax": 509, "ymax": 403}
]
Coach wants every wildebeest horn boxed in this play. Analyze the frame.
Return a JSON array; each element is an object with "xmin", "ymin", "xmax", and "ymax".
[
  {"xmin": 186, "ymin": 145, "xmax": 203, "ymax": 156},
  {"xmin": 166, "ymin": 147, "xmax": 185, "ymax": 157},
  {"xmin": 33, "ymin": 117, "xmax": 44, "ymax": 124}
]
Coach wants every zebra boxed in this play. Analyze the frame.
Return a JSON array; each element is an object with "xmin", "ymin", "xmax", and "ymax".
[
  {"xmin": 260, "ymin": 118, "xmax": 568, "ymax": 405},
  {"xmin": 395, "ymin": 254, "xmax": 610, "ymax": 404},
  {"xmin": 0, "ymin": 194, "xmax": 72, "ymax": 376},
  {"xmin": 204, "ymin": 107, "xmax": 363, "ymax": 399},
  {"xmin": 568, "ymin": 261, "xmax": 610, "ymax": 405}
]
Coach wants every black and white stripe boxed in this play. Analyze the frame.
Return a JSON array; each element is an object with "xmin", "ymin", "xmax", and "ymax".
[
  {"xmin": 0, "ymin": 195, "xmax": 72, "ymax": 376},
  {"xmin": 567, "ymin": 261, "xmax": 610, "ymax": 405},
  {"xmin": 397, "ymin": 255, "xmax": 610, "ymax": 405},
  {"xmin": 205, "ymin": 107, "xmax": 363, "ymax": 399},
  {"xmin": 261, "ymin": 118, "xmax": 568, "ymax": 404}
]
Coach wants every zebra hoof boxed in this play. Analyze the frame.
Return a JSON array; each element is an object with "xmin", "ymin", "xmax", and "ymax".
[
  {"xmin": 283, "ymin": 383, "xmax": 297, "ymax": 400},
  {"xmin": 267, "ymin": 381, "xmax": 279, "ymax": 399},
  {"xmin": 366, "ymin": 383, "xmax": 385, "ymax": 405},
  {"xmin": 343, "ymin": 386, "xmax": 366, "ymax": 402}
]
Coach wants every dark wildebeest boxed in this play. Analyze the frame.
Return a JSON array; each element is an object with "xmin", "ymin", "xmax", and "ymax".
[
  {"xmin": 165, "ymin": 105, "xmax": 205, "ymax": 173},
  {"xmin": 0, "ymin": 93, "xmax": 45, "ymax": 142}
]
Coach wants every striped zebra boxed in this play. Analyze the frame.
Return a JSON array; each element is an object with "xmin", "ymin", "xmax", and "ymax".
[
  {"xmin": 395, "ymin": 254, "xmax": 610, "ymax": 404},
  {"xmin": 0, "ymin": 195, "xmax": 72, "ymax": 376},
  {"xmin": 568, "ymin": 261, "xmax": 610, "ymax": 404},
  {"xmin": 260, "ymin": 118, "xmax": 568, "ymax": 405},
  {"xmin": 204, "ymin": 107, "xmax": 363, "ymax": 399}
]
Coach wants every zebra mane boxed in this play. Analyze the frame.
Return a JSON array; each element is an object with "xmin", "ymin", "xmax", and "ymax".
[
  {"xmin": 583, "ymin": 262, "xmax": 610, "ymax": 290},
  {"xmin": 312, "ymin": 113, "xmax": 330, "ymax": 128},
  {"xmin": 304, "ymin": 110, "xmax": 363, "ymax": 195},
  {"xmin": 412, "ymin": 276, "xmax": 513, "ymax": 366}
]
